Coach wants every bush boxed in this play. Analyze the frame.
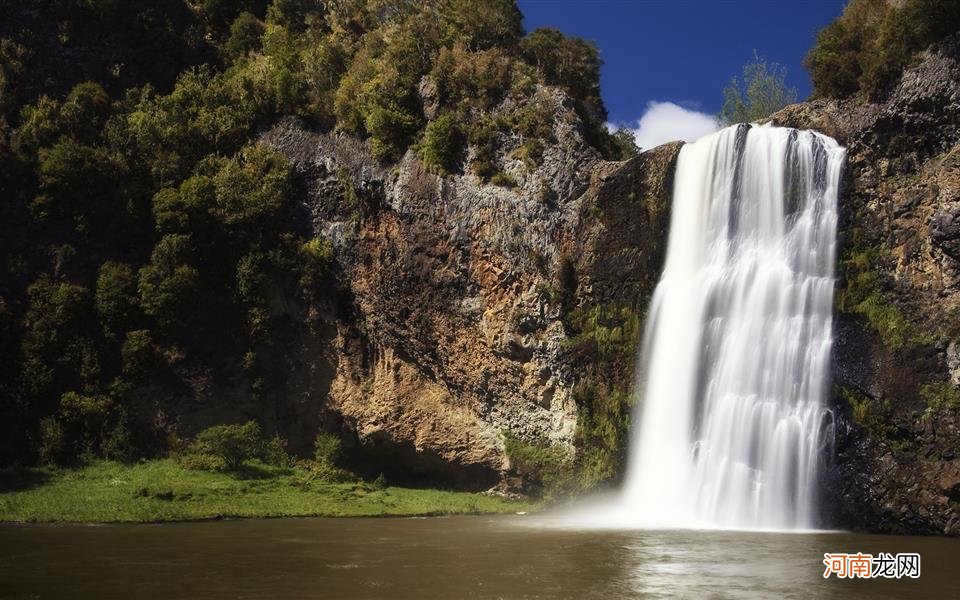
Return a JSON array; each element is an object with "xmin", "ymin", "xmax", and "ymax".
[
  {"xmin": 418, "ymin": 113, "xmax": 465, "ymax": 174},
  {"xmin": 262, "ymin": 435, "xmax": 292, "ymax": 467},
  {"xmin": 180, "ymin": 421, "xmax": 263, "ymax": 470},
  {"xmin": 314, "ymin": 431, "xmax": 342, "ymax": 466},
  {"xmin": 34, "ymin": 138, "xmax": 128, "ymax": 235},
  {"xmin": 39, "ymin": 391, "xmax": 126, "ymax": 464},
  {"xmin": 430, "ymin": 45, "xmax": 513, "ymax": 112}
]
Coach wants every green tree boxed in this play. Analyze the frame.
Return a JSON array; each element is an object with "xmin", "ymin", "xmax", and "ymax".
[
  {"xmin": 226, "ymin": 12, "xmax": 266, "ymax": 59},
  {"xmin": 138, "ymin": 235, "xmax": 201, "ymax": 333},
  {"xmin": 181, "ymin": 421, "xmax": 265, "ymax": 470},
  {"xmin": 719, "ymin": 52, "xmax": 797, "ymax": 125},
  {"xmin": 95, "ymin": 262, "xmax": 139, "ymax": 337},
  {"xmin": 520, "ymin": 28, "xmax": 605, "ymax": 121},
  {"xmin": 806, "ymin": 0, "xmax": 960, "ymax": 100}
]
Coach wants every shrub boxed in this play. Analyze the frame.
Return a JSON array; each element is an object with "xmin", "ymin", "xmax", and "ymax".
[
  {"xmin": 263, "ymin": 435, "xmax": 292, "ymax": 467},
  {"xmin": 34, "ymin": 138, "xmax": 128, "ymax": 235},
  {"xmin": 609, "ymin": 129, "xmax": 640, "ymax": 160},
  {"xmin": 178, "ymin": 452, "xmax": 228, "ymax": 471},
  {"xmin": 430, "ymin": 45, "xmax": 513, "ymax": 112},
  {"xmin": 920, "ymin": 382, "xmax": 960, "ymax": 415},
  {"xmin": 418, "ymin": 113, "xmax": 465, "ymax": 174},
  {"xmin": 39, "ymin": 391, "xmax": 128, "ymax": 464},
  {"xmin": 314, "ymin": 431, "xmax": 343, "ymax": 466},
  {"xmin": 489, "ymin": 172, "xmax": 516, "ymax": 188},
  {"xmin": 179, "ymin": 421, "xmax": 264, "ymax": 471}
]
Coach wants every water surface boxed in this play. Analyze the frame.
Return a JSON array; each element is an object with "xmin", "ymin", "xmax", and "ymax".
[{"xmin": 1, "ymin": 516, "xmax": 957, "ymax": 599}]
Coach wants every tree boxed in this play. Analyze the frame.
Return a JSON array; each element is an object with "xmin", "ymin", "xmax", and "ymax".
[
  {"xmin": 521, "ymin": 28, "xmax": 605, "ymax": 121},
  {"xmin": 719, "ymin": 52, "xmax": 797, "ymax": 125},
  {"xmin": 95, "ymin": 262, "xmax": 139, "ymax": 337},
  {"xmin": 226, "ymin": 12, "xmax": 265, "ymax": 59}
]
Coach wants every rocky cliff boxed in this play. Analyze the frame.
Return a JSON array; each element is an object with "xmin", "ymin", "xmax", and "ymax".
[
  {"xmin": 262, "ymin": 87, "xmax": 679, "ymax": 491},
  {"xmin": 265, "ymin": 34, "xmax": 960, "ymax": 532},
  {"xmin": 771, "ymin": 33, "xmax": 960, "ymax": 535}
]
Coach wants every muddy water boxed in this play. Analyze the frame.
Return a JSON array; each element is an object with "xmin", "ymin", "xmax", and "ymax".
[{"xmin": 1, "ymin": 516, "xmax": 957, "ymax": 599}]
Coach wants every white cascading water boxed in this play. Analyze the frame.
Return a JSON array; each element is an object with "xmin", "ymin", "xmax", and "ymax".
[{"xmin": 614, "ymin": 123, "xmax": 846, "ymax": 530}]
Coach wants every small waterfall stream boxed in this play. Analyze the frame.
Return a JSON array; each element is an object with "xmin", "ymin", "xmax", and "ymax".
[{"xmin": 617, "ymin": 123, "xmax": 846, "ymax": 530}]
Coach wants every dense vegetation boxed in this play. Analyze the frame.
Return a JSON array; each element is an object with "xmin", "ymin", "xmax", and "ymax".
[
  {"xmin": 0, "ymin": 0, "xmax": 627, "ymax": 470},
  {"xmin": 805, "ymin": 0, "xmax": 960, "ymax": 100}
]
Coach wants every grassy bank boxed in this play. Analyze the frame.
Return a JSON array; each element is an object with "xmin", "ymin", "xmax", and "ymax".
[{"xmin": 0, "ymin": 460, "xmax": 536, "ymax": 523}]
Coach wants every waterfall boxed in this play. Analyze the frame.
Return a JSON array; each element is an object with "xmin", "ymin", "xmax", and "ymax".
[{"xmin": 619, "ymin": 123, "xmax": 846, "ymax": 530}]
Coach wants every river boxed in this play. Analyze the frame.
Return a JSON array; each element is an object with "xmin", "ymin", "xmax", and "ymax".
[{"xmin": 1, "ymin": 516, "xmax": 957, "ymax": 599}]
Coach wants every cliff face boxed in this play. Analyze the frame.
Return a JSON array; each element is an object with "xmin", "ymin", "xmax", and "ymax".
[
  {"xmin": 262, "ymin": 35, "xmax": 960, "ymax": 532},
  {"xmin": 771, "ymin": 34, "xmax": 960, "ymax": 535},
  {"xmin": 264, "ymin": 89, "xmax": 679, "ymax": 490}
]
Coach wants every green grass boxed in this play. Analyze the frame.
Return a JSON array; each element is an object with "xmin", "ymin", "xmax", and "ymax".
[{"xmin": 0, "ymin": 460, "xmax": 537, "ymax": 523}]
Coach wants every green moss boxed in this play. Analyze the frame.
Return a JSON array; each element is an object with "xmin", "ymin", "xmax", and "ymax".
[
  {"xmin": 563, "ymin": 305, "xmax": 641, "ymax": 364},
  {"xmin": 0, "ymin": 460, "xmax": 535, "ymax": 523},
  {"xmin": 836, "ymin": 229, "xmax": 931, "ymax": 349},
  {"xmin": 838, "ymin": 385, "xmax": 913, "ymax": 453},
  {"xmin": 561, "ymin": 304, "xmax": 644, "ymax": 490},
  {"xmin": 572, "ymin": 385, "xmax": 632, "ymax": 489},
  {"xmin": 502, "ymin": 432, "xmax": 573, "ymax": 500},
  {"xmin": 920, "ymin": 382, "xmax": 960, "ymax": 416}
]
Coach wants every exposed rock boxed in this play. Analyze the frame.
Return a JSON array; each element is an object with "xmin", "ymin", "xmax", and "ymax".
[{"xmin": 263, "ymin": 90, "xmax": 680, "ymax": 490}]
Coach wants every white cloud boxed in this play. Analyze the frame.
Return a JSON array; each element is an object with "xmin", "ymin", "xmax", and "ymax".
[{"xmin": 621, "ymin": 102, "xmax": 719, "ymax": 151}]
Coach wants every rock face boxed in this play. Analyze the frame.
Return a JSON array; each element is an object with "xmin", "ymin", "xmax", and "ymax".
[
  {"xmin": 261, "ymin": 34, "xmax": 960, "ymax": 533},
  {"xmin": 263, "ymin": 89, "xmax": 680, "ymax": 490},
  {"xmin": 770, "ymin": 34, "xmax": 960, "ymax": 535}
]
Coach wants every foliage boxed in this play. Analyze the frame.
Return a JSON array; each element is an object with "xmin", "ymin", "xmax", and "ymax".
[
  {"xmin": 0, "ymin": 0, "xmax": 616, "ymax": 469},
  {"xmin": 719, "ymin": 52, "xmax": 797, "ymax": 124},
  {"xmin": 502, "ymin": 431, "xmax": 573, "ymax": 499},
  {"xmin": 178, "ymin": 421, "xmax": 265, "ymax": 471},
  {"xmin": 836, "ymin": 228, "xmax": 930, "ymax": 349},
  {"xmin": 920, "ymin": 382, "xmax": 960, "ymax": 416},
  {"xmin": 38, "ymin": 392, "xmax": 131, "ymax": 465},
  {"xmin": 805, "ymin": 0, "xmax": 960, "ymax": 100},
  {"xmin": 314, "ymin": 431, "xmax": 343, "ymax": 466},
  {"xmin": 418, "ymin": 113, "xmax": 466, "ymax": 174},
  {"xmin": 837, "ymin": 385, "xmax": 910, "ymax": 452},
  {"xmin": 95, "ymin": 262, "xmax": 139, "ymax": 337},
  {"xmin": 520, "ymin": 27, "xmax": 605, "ymax": 122},
  {"xmin": 226, "ymin": 12, "xmax": 265, "ymax": 59},
  {"xmin": 609, "ymin": 128, "xmax": 640, "ymax": 160}
]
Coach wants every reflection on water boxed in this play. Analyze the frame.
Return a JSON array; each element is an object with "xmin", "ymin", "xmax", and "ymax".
[{"xmin": 1, "ymin": 515, "xmax": 957, "ymax": 599}]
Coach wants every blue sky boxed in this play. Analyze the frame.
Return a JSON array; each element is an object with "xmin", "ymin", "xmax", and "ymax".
[{"xmin": 518, "ymin": 0, "xmax": 847, "ymax": 148}]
